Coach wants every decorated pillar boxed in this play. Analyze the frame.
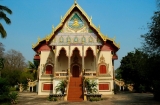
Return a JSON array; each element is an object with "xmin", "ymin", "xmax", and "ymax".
[
  {"xmin": 96, "ymin": 46, "xmax": 98, "ymax": 76},
  {"xmin": 95, "ymin": 46, "xmax": 97, "ymax": 71},
  {"xmin": 82, "ymin": 44, "xmax": 84, "ymax": 76},
  {"xmin": 68, "ymin": 44, "xmax": 71, "ymax": 77},
  {"xmin": 54, "ymin": 46, "xmax": 56, "ymax": 77}
]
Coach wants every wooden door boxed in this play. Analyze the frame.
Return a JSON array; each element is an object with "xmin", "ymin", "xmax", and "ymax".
[{"xmin": 72, "ymin": 65, "xmax": 79, "ymax": 77}]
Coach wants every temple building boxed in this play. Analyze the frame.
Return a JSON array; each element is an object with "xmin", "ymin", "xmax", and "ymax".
[{"xmin": 32, "ymin": 1, "xmax": 120, "ymax": 101}]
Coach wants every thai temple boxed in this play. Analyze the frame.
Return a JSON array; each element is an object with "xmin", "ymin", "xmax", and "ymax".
[{"xmin": 32, "ymin": 1, "xmax": 120, "ymax": 101}]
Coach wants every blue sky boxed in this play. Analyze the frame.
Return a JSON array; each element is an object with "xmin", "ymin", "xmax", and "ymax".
[{"xmin": 0, "ymin": 0, "xmax": 157, "ymax": 69}]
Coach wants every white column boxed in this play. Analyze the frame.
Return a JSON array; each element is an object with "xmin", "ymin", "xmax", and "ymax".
[
  {"xmin": 96, "ymin": 46, "xmax": 98, "ymax": 76},
  {"xmin": 82, "ymin": 45, "xmax": 84, "ymax": 76},
  {"xmin": 54, "ymin": 46, "xmax": 56, "ymax": 77},
  {"xmin": 68, "ymin": 45, "xmax": 70, "ymax": 77}
]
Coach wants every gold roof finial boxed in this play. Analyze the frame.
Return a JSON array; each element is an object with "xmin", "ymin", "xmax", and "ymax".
[
  {"xmin": 89, "ymin": 16, "xmax": 92, "ymax": 22},
  {"xmin": 61, "ymin": 16, "xmax": 63, "ymax": 21},
  {"xmin": 74, "ymin": 0, "xmax": 77, "ymax": 4},
  {"xmin": 32, "ymin": 44, "xmax": 35, "ymax": 48},
  {"xmin": 52, "ymin": 25, "xmax": 54, "ymax": 29},
  {"xmin": 98, "ymin": 25, "xmax": 100, "ymax": 31},
  {"xmin": 38, "ymin": 37, "xmax": 41, "ymax": 42},
  {"xmin": 113, "ymin": 36, "xmax": 116, "ymax": 41}
]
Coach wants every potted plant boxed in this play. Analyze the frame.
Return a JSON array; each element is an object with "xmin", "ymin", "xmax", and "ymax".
[
  {"xmin": 84, "ymin": 78, "xmax": 102, "ymax": 101},
  {"xmin": 55, "ymin": 80, "xmax": 67, "ymax": 94},
  {"xmin": 84, "ymin": 78, "xmax": 98, "ymax": 94}
]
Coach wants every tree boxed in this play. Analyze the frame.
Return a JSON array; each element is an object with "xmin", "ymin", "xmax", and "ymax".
[
  {"xmin": 0, "ymin": 43, "xmax": 5, "ymax": 77},
  {"xmin": 0, "ymin": 78, "xmax": 10, "ymax": 102},
  {"xmin": 141, "ymin": 1, "xmax": 160, "ymax": 100},
  {"xmin": 3, "ymin": 49, "xmax": 27, "ymax": 70},
  {"xmin": 28, "ymin": 60, "xmax": 39, "ymax": 80},
  {"xmin": 1, "ymin": 69, "xmax": 34, "ymax": 86},
  {"xmin": 141, "ymin": 11, "xmax": 160, "ymax": 55},
  {"xmin": 119, "ymin": 49, "xmax": 149, "ymax": 92},
  {"xmin": 0, "ymin": 5, "xmax": 12, "ymax": 38},
  {"xmin": 115, "ymin": 68, "xmax": 122, "ymax": 80},
  {"xmin": 0, "ymin": 43, "xmax": 4, "ymax": 57}
]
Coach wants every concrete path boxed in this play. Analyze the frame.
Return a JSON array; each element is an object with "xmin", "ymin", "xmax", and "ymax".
[{"xmin": 17, "ymin": 92, "xmax": 160, "ymax": 105}]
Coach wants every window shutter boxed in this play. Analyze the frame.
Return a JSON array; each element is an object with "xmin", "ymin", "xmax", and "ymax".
[
  {"xmin": 46, "ymin": 65, "xmax": 53, "ymax": 74},
  {"xmin": 43, "ymin": 84, "xmax": 53, "ymax": 90},
  {"xmin": 100, "ymin": 65, "xmax": 107, "ymax": 74},
  {"xmin": 99, "ymin": 84, "xmax": 109, "ymax": 90}
]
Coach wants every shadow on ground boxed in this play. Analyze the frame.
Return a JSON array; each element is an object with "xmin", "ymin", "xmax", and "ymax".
[{"xmin": 17, "ymin": 92, "xmax": 160, "ymax": 105}]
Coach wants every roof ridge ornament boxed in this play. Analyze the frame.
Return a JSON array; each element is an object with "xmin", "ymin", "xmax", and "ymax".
[
  {"xmin": 74, "ymin": 0, "xmax": 77, "ymax": 5},
  {"xmin": 89, "ymin": 16, "xmax": 92, "ymax": 22}
]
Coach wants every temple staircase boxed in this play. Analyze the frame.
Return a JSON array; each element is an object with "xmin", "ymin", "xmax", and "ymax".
[{"xmin": 67, "ymin": 77, "xmax": 83, "ymax": 101}]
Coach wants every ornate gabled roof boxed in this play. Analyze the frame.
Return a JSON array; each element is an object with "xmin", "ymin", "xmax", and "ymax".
[{"xmin": 32, "ymin": 1, "xmax": 120, "ymax": 51}]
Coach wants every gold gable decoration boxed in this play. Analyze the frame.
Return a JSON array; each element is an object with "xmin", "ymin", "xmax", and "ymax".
[
  {"xmin": 47, "ymin": 56, "xmax": 53, "ymax": 64},
  {"xmin": 100, "ymin": 54, "xmax": 105, "ymax": 63},
  {"xmin": 32, "ymin": 1, "xmax": 120, "ymax": 49}
]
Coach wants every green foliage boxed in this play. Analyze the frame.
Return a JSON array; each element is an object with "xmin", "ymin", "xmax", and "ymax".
[
  {"xmin": 153, "ymin": 80, "xmax": 160, "ymax": 100},
  {"xmin": 28, "ymin": 60, "xmax": 39, "ymax": 80},
  {"xmin": 47, "ymin": 95, "xmax": 57, "ymax": 101},
  {"xmin": 138, "ymin": 84, "xmax": 145, "ymax": 93},
  {"xmin": 89, "ymin": 97, "xmax": 101, "ymax": 101},
  {"xmin": 0, "ymin": 78, "xmax": 10, "ymax": 102},
  {"xmin": 1, "ymin": 69, "xmax": 33, "ymax": 86},
  {"xmin": 115, "ymin": 68, "xmax": 122, "ymax": 80},
  {"xmin": 9, "ymin": 92, "xmax": 18, "ymax": 104},
  {"xmin": 141, "ymin": 11, "xmax": 160, "ymax": 55},
  {"xmin": 9, "ymin": 87, "xmax": 17, "ymax": 91},
  {"xmin": 0, "ymin": 58, "xmax": 4, "ymax": 70},
  {"xmin": 0, "ymin": 5, "xmax": 12, "ymax": 38},
  {"xmin": 141, "ymin": 6, "xmax": 160, "ymax": 99},
  {"xmin": 119, "ymin": 49, "xmax": 149, "ymax": 92},
  {"xmin": 84, "ymin": 78, "xmax": 98, "ymax": 94},
  {"xmin": 55, "ymin": 80, "xmax": 67, "ymax": 94}
]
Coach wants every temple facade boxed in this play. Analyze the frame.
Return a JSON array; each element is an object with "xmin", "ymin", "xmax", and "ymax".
[{"xmin": 32, "ymin": 1, "xmax": 120, "ymax": 101}]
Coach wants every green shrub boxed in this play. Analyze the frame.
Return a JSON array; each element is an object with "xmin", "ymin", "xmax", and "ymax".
[
  {"xmin": 138, "ymin": 84, "xmax": 146, "ymax": 93},
  {"xmin": 53, "ymin": 97, "xmax": 57, "ymax": 101},
  {"xmin": 47, "ymin": 95, "xmax": 58, "ymax": 101},
  {"xmin": 89, "ymin": 97, "xmax": 101, "ymax": 101},
  {"xmin": 47, "ymin": 95, "xmax": 53, "ymax": 101},
  {"xmin": 0, "ymin": 78, "xmax": 10, "ymax": 102},
  {"xmin": 9, "ymin": 92, "xmax": 18, "ymax": 104},
  {"xmin": 153, "ymin": 80, "xmax": 160, "ymax": 101},
  {"xmin": 9, "ymin": 87, "xmax": 16, "ymax": 91}
]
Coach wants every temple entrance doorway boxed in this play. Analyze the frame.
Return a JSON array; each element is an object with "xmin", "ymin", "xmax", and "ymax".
[{"xmin": 72, "ymin": 65, "xmax": 79, "ymax": 77}]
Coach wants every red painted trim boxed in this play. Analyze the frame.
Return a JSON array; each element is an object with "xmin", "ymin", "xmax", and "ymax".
[
  {"xmin": 99, "ymin": 65, "xmax": 107, "ymax": 74},
  {"xmin": 45, "ymin": 65, "xmax": 53, "ymax": 74},
  {"xmin": 43, "ymin": 84, "xmax": 53, "ymax": 90},
  {"xmin": 99, "ymin": 84, "xmax": 109, "ymax": 90},
  {"xmin": 112, "ymin": 54, "xmax": 118, "ymax": 60},
  {"xmin": 34, "ymin": 55, "xmax": 40, "ymax": 60},
  {"xmin": 36, "ymin": 43, "xmax": 51, "ymax": 52}
]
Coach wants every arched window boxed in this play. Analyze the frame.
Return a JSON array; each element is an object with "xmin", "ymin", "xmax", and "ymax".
[
  {"xmin": 99, "ymin": 65, "xmax": 107, "ymax": 74},
  {"xmin": 45, "ymin": 65, "xmax": 53, "ymax": 74}
]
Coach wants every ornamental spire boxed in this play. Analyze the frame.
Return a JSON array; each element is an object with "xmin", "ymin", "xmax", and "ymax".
[{"xmin": 74, "ymin": 0, "xmax": 77, "ymax": 4}]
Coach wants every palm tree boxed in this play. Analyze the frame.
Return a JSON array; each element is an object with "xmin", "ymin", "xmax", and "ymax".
[
  {"xmin": 0, "ymin": 5, "xmax": 12, "ymax": 38},
  {"xmin": 55, "ymin": 80, "xmax": 67, "ymax": 94},
  {"xmin": 28, "ymin": 61, "xmax": 39, "ymax": 80}
]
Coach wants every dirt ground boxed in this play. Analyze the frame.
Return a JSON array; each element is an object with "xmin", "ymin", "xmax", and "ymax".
[{"xmin": 17, "ymin": 92, "xmax": 160, "ymax": 105}]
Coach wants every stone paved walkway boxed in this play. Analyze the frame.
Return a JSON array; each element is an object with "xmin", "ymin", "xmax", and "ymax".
[{"xmin": 17, "ymin": 92, "xmax": 160, "ymax": 105}]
